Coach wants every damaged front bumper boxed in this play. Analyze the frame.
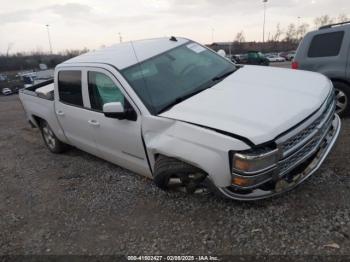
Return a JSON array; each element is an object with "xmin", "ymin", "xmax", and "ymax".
[{"xmin": 216, "ymin": 114, "xmax": 341, "ymax": 201}]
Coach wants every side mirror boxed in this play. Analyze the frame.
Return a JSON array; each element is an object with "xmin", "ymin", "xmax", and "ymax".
[
  {"xmin": 103, "ymin": 102, "xmax": 126, "ymax": 119},
  {"xmin": 103, "ymin": 102, "xmax": 137, "ymax": 121}
]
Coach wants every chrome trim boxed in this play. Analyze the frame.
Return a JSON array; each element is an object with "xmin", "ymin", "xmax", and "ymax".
[
  {"xmin": 218, "ymin": 114, "xmax": 341, "ymax": 201},
  {"xmin": 281, "ymin": 101, "xmax": 335, "ymax": 158},
  {"xmin": 278, "ymin": 116, "xmax": 333, "ymax": 177},
  {"xmin": 234, "ymin": 148, "xmax": 279, "ymax": 160},
  {"xmin": 232, "ymin": 164, "xmax": 277, "ymax": 176},
  {"xmin": 275, "ymin": 90, "xmax": 334, "ymax": 150},
  {"xmin": 231, "ymin": 168, "xmax": 277, "ymax": 189}
]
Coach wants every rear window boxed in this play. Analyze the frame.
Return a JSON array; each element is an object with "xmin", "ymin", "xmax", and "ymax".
[
  {"xmin": 308, "ymin": 31, "xmax": 344, "ymax": 57},
  {"xmin": 58, "ymin": 71, "xmax": 83, "ymax": 106}
]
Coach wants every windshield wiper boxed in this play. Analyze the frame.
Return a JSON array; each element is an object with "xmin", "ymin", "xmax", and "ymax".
[
  {"xmin": 158, "ymin": 68, "xmax": 237, "ymax": 114},
  {"xmin": 212, "ymin": 69, "xmax": 236, "ymax": 82},
  {"xmin": 158, "ymin": 87, "xmax": 210, "ymax": 114}
]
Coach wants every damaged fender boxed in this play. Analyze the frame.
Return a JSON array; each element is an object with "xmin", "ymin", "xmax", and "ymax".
[{"xmin": 142, "ymin": 116, "xmax": 251, "ymax": 187}]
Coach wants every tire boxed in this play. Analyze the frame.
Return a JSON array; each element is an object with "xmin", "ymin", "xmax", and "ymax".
[
  {"xmin": 333, "ymin": 81, "xmax": 350, "ymax": 118},
  {"xmin": 153, "ymin": 155, "xmax": 207, "ymax": 194},
  {"xmin": 40, "ymin": 121, "xmax": 68, "ymax": 153}
]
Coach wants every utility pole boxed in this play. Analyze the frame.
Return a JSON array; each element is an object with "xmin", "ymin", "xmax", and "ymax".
[
  {"xmin": 297, "ymin": 16, "xmax": 301, "ymax": 39},
  {"xmin": 6, "ymin": 43, "xmax": 14, "ymax": 57},
  {"xmin": 262, "ymin": 0, "xmax": 268, "ymax": 43},
  {"xmin": 46, "ymin": 24, "xmax": 53, "ymax": 54},
  {"xmin": 211, "ymin": 28, "xmax": 215, "ymax": 43},
  {"xmin": 118, "ymin": 32, "xmax": 123, "ymax": 43}
]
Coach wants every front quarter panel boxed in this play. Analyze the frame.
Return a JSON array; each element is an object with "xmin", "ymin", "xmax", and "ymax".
[{"xmin": 142, "ymin": 116, "xmax": 251, "ymax": 187}]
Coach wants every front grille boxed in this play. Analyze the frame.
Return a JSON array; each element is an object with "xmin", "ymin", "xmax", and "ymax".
[
  {"xmin": 281, "ymin": 93, "xmax": 335, "ymax": 155},
  {"xmin": 277, "ymin": 92, "xmax": 336, "ymax": 176}
]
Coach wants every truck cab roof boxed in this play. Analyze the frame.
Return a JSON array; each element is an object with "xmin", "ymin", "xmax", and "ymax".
[{"xmin": 61, "ymin": 37, "xmax": 189, "ymax": 70}]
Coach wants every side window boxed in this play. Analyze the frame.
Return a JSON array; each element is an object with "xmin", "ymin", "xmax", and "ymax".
[
  {"xmin": 308, "ymin": 31, "xmax": 344, "ymax": 58},
  {"xmin": 58, "ymin": 71, "xmax": 83, "ymax": 106},
  {"xmin": 88, "ymin": 71, "xmax": 125, "ymax": 111},
  {"xmin": 248, "ymin": 53, "xmax": 258, "ymax": 59}
]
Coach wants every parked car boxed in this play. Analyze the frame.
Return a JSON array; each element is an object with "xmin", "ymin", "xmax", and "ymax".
[
  {"xmin": 235, "ymin": 51, "xmax": 269, "ymax": 66},
  {"xmin": 19, "ymin": 37, "xmax": 340, "ymax": 201},
  {"xmin": 287, "ymin": 51, "xmax": 296, "ymax": 61},
  {"xmin": 229, "ymin": 56, "xmax": 238, "ymax": 63},
  {"xmin": 293, "ymin": 21, "xmax": 350, "ymax": 117},
  {"xmin": 2, "ymin": 88, "xmax": 12, "ymax": 96},
  {"xmin": 278, "ymin": 52, "xmax": 289, "ymax": 60},
  {"xmin": 266, "ymin": 55, "xmax": 286, "ymax": 62}
]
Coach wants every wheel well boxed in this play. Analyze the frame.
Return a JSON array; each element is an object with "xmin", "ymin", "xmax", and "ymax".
[
  {"xmin": 330, "ymin": 78, "xmax": 350, "ymax": 87},
  {"xmin": 153, "ymin": 153, "xmax": 207, "ymax": 175},
  {"xmin": 31, "ymin": 115, "xmax": 45, "ymax": 128}
]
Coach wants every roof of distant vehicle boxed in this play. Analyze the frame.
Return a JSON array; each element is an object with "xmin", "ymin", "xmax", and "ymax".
[{"xmin": 63, "ymin": 37, "xmax": 189, "ymax": 70}]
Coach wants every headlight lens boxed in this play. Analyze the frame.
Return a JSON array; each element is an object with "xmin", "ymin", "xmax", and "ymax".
[{"xmin": 232, "ymin": 148, "xmax": 279, "ymax": 174}]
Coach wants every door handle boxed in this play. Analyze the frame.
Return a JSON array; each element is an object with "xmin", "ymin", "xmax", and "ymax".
[
  {"xmin": 88, "ymin": 120, "xmax": 100, "ymax": 126},
  {"xmin": 56, "ymin": 110, "xmax": 65, "ymax": 116}
]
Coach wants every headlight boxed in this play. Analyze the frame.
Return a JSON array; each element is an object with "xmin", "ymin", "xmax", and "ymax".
[{"xmin": 232, "ymin": 148, "xmax": 279, "ymax": 174}]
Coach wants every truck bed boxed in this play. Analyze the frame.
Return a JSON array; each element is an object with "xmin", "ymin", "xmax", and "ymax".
[
  {"xmin": 19, "ymin": 79, "xmax": 67, "ymax": 143},
  {"xmin": 20, "ymin": 79, "xmax": 54, "ymax": 100}
]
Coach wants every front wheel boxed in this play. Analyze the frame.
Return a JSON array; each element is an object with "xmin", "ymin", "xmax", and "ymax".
[
  {"xmin": 40, "ymin": 121, "xmax": 68, "ymax": 153},
  {"xmin": 153, "ymin": 156, "xmax": 208, "ymax": 194},
  {"xmin": 333, "ymin": 82, "xmax": 350, "ymax": 118}
]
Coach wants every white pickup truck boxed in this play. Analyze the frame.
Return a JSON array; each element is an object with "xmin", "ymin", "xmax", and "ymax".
[{"xmin": 19, "ymin": 37, "xmax": 341, "ymax": 201}]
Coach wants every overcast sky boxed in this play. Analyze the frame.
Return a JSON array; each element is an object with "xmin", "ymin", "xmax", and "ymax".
[{"xmin": 0, "ymin": 0, "xmax": 348, "ymax": 53}]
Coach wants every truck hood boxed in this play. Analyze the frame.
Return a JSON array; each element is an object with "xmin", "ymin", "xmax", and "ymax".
[{"xmin": 160, "ymin": 66, "xmax": 331, "ymax": 145}]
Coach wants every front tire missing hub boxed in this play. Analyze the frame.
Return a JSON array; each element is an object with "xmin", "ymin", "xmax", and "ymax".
[{"xmin": 153, "ymin": 155, "xmax": 208, "ymax": 194}]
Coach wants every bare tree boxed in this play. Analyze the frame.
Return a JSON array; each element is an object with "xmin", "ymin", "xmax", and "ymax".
[
  {"xmin": 284, "ymin": 23, "xmax": 297, "ymax": 42},
  {"xmin": 296, "ymin": 23, "xmax": 310, "ymax": 40},
  {"xmin": 234, "ymin": 31, "xmax": 245, "ymax": 43},
  {"xmin": 272, "ymin": 23, "xmax": 283, "ymax": 42},
  {"xmin": 314, "ymin": 15, "xmax": 334, "ymax": 28},
  {"xmin": 338, "ymin": 13, "xmax": 348, "ymax": 23}
]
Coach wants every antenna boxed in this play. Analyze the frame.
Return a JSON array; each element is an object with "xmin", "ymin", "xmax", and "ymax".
[{"xmin": 170, "ymin": 36, "xmax": 177, "ymax": 42}]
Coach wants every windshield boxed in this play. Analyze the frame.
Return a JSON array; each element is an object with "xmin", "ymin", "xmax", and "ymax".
[
  {"xmin": 122, "ymin": 42, "xmax": 236, "ymax": 114},
  {"xmin": 258, "ymin": 52, "xmax": 265, "ymax": 58}
]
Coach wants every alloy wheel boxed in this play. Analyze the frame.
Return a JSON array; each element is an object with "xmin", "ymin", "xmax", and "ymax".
[
  {"xmin": 335, "ymin": 88, "xmax": 348, "ymax": 114},
  {"xmin": 42, "ymin": 125, "xmax": 56, "ymax": 150}
]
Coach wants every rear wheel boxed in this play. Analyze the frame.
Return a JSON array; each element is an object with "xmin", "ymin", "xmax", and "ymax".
[
  {"xmin": 153, "ymin": 156, "xmax": 208, "ymax": 194},
  {"xmin": 333, "ymin": 81, "xmax": 350, "ymax": 117},
  {"xmin": 40, "ymin": 121, "xmax": 68, "ymax": 153}
]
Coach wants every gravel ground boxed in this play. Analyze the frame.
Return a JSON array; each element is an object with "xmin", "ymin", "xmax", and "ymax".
[{"xmin": 0, "ymin": 95, "xmax": 350, "ymax": 256}]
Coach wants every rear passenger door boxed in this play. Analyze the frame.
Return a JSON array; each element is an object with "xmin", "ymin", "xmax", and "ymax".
[{"xmin": 55, "ymin": 69, "xmax": 98, "ymax": 155}]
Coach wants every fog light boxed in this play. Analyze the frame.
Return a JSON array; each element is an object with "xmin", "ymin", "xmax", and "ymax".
[{"xmin": 232, "ymin": 177, "xmax": 252, "ymax": 187}]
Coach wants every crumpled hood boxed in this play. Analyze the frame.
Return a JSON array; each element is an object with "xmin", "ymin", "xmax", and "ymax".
[{"xmin": 160, "ymin": 65, "xmax": 331, "ymax": 145}]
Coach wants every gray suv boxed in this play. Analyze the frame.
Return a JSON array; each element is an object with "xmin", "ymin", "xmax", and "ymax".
[{"xmin": 293, "ymin": 21, "xmax": 350, "ymax": 117}]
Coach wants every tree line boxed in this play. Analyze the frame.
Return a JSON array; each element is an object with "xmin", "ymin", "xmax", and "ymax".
[
  {"xmin": 0, "ymin": 49, "xmax": 89, "ymax": 73},
  {"xmin": 1, "ymin": 14, "xmax": 348, "ymax": 72},
  {"xmin": 234, "ymin": 14, "xmax": 348, "ymax": 45},
  {"xmin": 210, "ymin": 14, "xmax": 348, "ymax": 55}
]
